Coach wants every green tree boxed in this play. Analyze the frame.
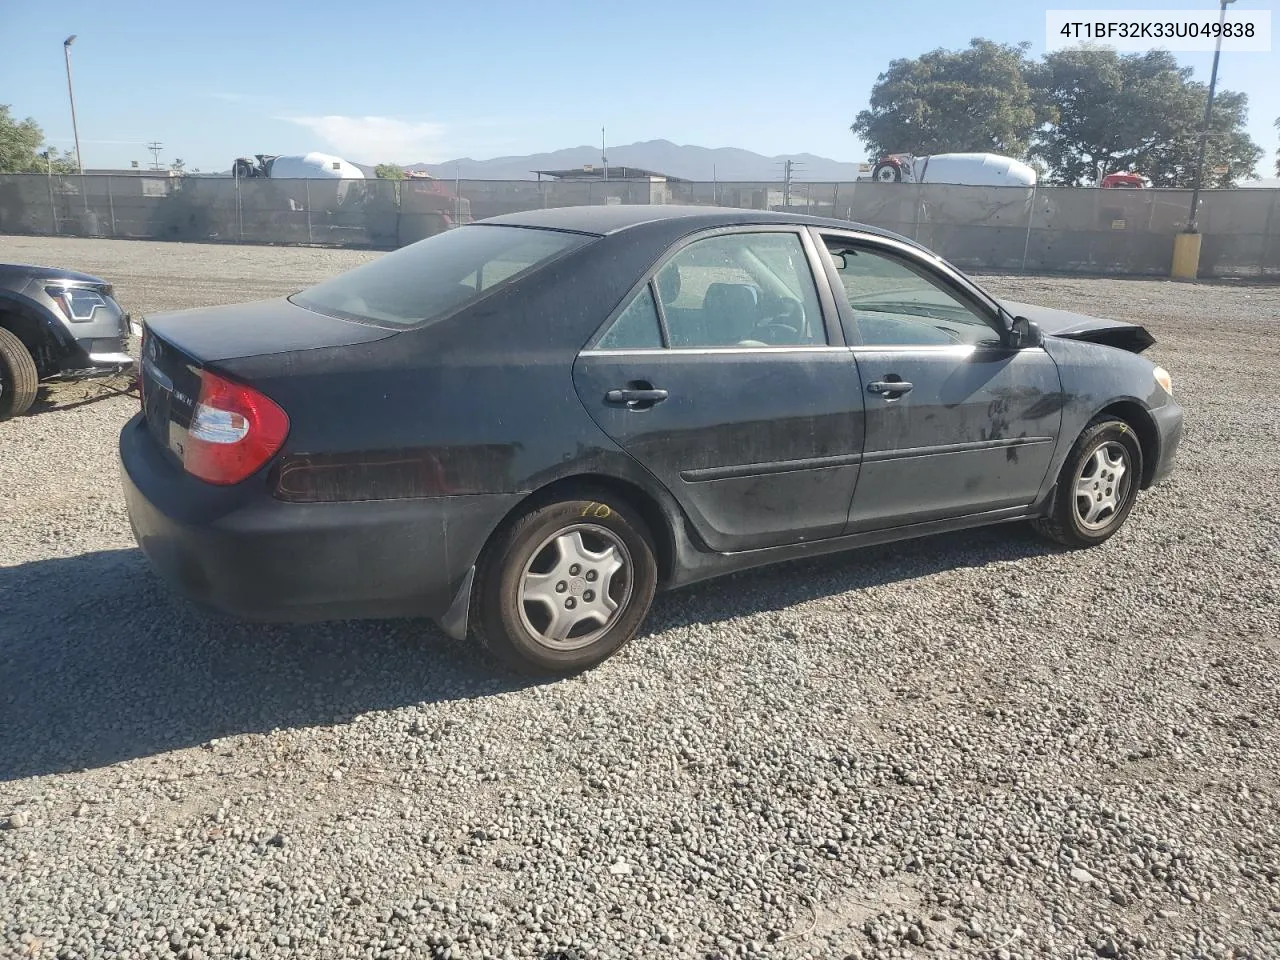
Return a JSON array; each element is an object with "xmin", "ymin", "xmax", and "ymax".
[
  {"xmin": 375, "ymin": 163, "xmax": 406, "ymax": 180},
  {"xmin": 0, "ymin": 104, "xmax": 47, "ymax": 173},
  {"xmin": 851, "ymin": 39, "xmax": 1045, "ymax": 158},
  {"xmin": 1031, "ymin": 49, "xmax": 1261, "ymax": 187},
  {"xmin": 0, "ymin": 105, "xmax": 78, "ymax": 174},
  {"xmin": 172, "ymin": 158, "xmax": 186, "ymax": 174}
]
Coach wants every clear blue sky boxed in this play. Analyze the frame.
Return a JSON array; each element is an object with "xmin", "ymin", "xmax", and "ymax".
[{"xmin": 2, "ymin": 0, "xmax": 1276, "ymax": 175}]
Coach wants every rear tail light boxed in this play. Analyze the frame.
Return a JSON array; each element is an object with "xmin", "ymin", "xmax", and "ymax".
[{"xmin": 184, "ymin": 370, "xmax": 289, "ymax": 485}]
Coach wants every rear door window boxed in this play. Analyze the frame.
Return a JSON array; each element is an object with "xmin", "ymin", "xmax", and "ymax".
[
  {"xmin": 597, "ymin": 285, "xmax": 664, "ymax": 349},
  {"xmin": 652, "ymin": 232, "xmax": 827, "ymax": 348}
]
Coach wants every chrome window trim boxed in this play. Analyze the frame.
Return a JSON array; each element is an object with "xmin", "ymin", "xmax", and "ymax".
[
  {"xmin": 580, "ymin": 343, "xmax": 1016, "ymax": 358},
  {"xmin": 580, "ymin": 345, "xmax": 851, "ymax": 358}
]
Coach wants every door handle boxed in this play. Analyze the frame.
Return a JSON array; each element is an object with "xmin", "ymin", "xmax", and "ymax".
[
  {"xmin": 867, "ymin": 380, "xmax": 913, "ymax": 396},
  {"xmin": 605, "ymin": 387, "xmax": 669, "ymax": 406}
]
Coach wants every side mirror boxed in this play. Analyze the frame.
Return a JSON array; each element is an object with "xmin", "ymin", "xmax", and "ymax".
[
  {"xmin": 1009, "ymin": 315, "xmax": 1044, "ymax": 349},
  {"xmin": 830, "ymin": 251, "xmax": 848, "ymax": 270}
]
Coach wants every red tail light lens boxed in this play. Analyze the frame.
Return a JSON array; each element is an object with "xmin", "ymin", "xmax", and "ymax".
[{"xmin": 184, "ymin": 371, "xmax": 289, "ymax": 485}]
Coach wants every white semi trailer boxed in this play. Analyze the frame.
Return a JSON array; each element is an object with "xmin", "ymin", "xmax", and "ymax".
[
  {"xmin": 870, "ymin": 153, "xmax": 1038, "ymax": 187},
  {"xmin": 231, "ymin": 152, "xmax": 365, "ymax": 180}
]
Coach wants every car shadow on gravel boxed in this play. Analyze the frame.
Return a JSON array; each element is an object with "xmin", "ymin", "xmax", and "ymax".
[
  {"xmin": 643, "ymin": 521, "xmax": 1061, "ymax": 635},
  {"xmin": 0, "ymin": 525, "xmax": 1060, "ymax": 781},
  {"xmin": 25, "ymin": 375, "xmax": 138, "ymax": 416},
  {"xmin": 0, "ymin": 548, "xmax": 540, "ymax": 782}
]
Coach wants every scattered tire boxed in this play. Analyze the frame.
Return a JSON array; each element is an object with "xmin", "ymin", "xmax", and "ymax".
[
  {"xmin": 1034, "ymin": 416, "xmax": 1144, "ymax": 547},
  {"xmin": 872, "ymin": 162, "xmax": 903, "ymax": 183},
  {"xmin": 0, "ymin": 326, "xmax": 39, "ymax": 420},
  {"xmin": 474, "ymin": 491, "xmax": 658, "ymax": 675}
]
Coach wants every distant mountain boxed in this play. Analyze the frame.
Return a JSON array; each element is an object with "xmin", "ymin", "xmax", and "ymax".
[{"xmin": 409, "ymin": 139, "xmax": 864, "ymax": 182}]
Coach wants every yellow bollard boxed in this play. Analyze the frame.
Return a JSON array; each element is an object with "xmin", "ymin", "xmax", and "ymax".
[{"xmin": 1171, "ymin": 232, "xmax": 1202, "ymax": 280}]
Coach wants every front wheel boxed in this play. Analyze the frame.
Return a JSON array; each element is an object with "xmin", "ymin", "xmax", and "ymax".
[
  {"xmin": 0, "ymin": 326, "xmax": 39, "ymax": 420},
  {"xmin": 872, "ymin": 162, "xmax": 903, "ymax": 183},
  {"xmin": 474, "ymin": 493, "xmax": 658, "ymax": 675},
  {"xmin": 1033, "ymin": 417, "xmax": 1144, "ymax": 547}
]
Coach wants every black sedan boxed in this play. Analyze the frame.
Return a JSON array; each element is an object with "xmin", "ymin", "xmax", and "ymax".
[{"xmin": 121, "ymin": 206, "xmax": 1182, "ymax": 674}]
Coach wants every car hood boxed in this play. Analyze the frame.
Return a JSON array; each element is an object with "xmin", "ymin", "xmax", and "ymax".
[
  {"xmin": 999, "ymin": 299, "xmax": 1156, "ymax": 354},
  {"xmin": 1, "ymin": 263, "xmax": 108, "ymax": 286},
  {"xmin": 143, "ymin": 297, "xmax": 401, "ymax": 363}
]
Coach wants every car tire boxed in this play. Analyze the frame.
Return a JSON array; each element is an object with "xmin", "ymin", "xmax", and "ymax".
[
  {"xmin": 872, "ymin": 162, "xmax": 902, "ymax": 183},
  {"xmin": 474, "ymin": 491, "xmax": 658, "ymax": 676},
  {"xmin": 0, "ymin": 326, "xmax": 39, "ymax": 421},
  {"xmin": 1033, "ymin": 417, "xmax": 1144, "ymax": 548}
]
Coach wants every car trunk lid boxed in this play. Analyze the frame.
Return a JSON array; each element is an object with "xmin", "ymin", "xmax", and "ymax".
[
  {"xmin": 139, "ymin": 298, "xmax": 399, "ymax": 469},
  {"xmin": 139, "ymin": 330, "xmax": 203, "ymax": 466},
  {"xmin": 143, "ymin": 297, "xmax": 400, "ymax": 363}
]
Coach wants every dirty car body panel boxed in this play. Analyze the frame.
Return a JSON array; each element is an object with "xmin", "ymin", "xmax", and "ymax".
[{"xmin": 118, "ymin": 206, "xmax": 1182, "ymax": 638}]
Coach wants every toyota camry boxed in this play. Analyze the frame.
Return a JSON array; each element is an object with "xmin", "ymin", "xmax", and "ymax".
[{"xmin": 121, "ymin": 206, "xmax": 1183, "ymax": 674}]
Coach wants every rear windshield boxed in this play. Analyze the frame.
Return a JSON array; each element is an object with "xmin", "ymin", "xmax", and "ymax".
[{"xmin": 290, "ymin": 225, "xmax": 591, "ymax": 328}]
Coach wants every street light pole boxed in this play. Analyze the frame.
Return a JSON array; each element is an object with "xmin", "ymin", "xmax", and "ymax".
[
  {"xmin": 1185, "ymin": 0, "xmax": 1236, "ymax": 232},
  {"xmin": 63, "ymin": 35, "xmax": 84, "ymax": 176}
]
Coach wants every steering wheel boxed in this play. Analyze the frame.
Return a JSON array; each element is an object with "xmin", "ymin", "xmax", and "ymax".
[{"xmin": 753, "ymin": 297, "xmax": 806, "ymax": 345}]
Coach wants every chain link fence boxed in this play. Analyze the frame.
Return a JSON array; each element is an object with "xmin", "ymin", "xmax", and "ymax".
[{"xmin": 1, "ymin": 174, "xmax": 1276, "ymax": 278}]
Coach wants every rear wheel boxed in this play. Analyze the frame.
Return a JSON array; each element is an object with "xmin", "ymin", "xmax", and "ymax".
[
  {"xmin": 474, "ymin": 492, "xmax": 658, "ymax": 675},
  {"xmin": 1033, "ymin": 417, "xmax": 1144, "ymax": 547},
  {"xmin": 0, "ymin": 326, "xmax": 39, "ymax": 420}
]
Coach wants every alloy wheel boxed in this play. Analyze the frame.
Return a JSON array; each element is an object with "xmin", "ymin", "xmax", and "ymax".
[{"xmin": 517, "ymin": 524, "xmax": 633, "ymax": 651}]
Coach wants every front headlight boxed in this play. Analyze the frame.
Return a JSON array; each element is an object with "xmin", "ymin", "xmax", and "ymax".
[
  {"xmin": 46, "ymin": 285, "xmax": 109, "ymax": 322},
  {"xmin": 1153, "ymin": 365, "xmax": 1173, "ymax": 396}
]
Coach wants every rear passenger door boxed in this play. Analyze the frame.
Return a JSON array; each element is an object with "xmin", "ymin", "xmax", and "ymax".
[{"xmin": 572, "ymin": 227, "xmax": 865, "ymax": 553}]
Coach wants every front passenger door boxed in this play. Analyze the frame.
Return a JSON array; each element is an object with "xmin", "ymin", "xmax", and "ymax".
[{"xmin": 816, "ymin": 234, "xmax": 1065, "ymax": 532}]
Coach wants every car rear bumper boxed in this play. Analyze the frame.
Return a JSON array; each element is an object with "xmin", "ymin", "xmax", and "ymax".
[
  {"xmin": 119, "ymin": 414, "xmax": 517, "ymax": 624},
  {"xmin": 1149, "ymin": 398, "xmax": 1183, "ymax": 485}
]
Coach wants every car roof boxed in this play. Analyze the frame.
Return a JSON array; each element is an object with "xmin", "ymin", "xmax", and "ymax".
[{"xmin": 479, "ymin": 204, "xmax": 920, "ymax": 247}]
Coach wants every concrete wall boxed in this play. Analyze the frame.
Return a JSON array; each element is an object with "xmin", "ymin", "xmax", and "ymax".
[{"xmin": 1, "ymin": 175, "xmax": 1276, "ymax": 278}]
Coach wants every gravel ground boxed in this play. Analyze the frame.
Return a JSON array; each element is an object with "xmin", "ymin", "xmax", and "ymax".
[{"xmin": 1, "ymin": 235, "xmax": 1278, "ymax": 960}]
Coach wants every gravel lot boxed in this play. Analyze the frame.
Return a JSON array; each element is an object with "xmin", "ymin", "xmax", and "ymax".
[{"xmin": 2, "ymin": 235, "xmax": 1278, "ymax": 960}]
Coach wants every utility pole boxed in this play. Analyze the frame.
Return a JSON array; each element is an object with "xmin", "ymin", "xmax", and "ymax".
[
  {"xmin": 147, "ymin": 142, "xmax": 164, "ymax": 171},
  {"xmin": 62, "ymin": 36, "xmax": 84, "ymax": 175},
  {"xmin": 781, "ymin": 159, "xmax": 803, "ymax": 207},
  {"xmin": 1173, "ymin": 0, "xmax": 1239, "ymax": 279},
  {"xmin": 602, "ymin": 126, "xmax": 608, "ymax": 183},
  {"xmin": 1186, "ymin": 0, "xmax": 1237, "ymax": 232}
]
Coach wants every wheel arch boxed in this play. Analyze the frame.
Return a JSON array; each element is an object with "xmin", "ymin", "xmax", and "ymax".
[
  {"xmin": 440, "ymin": 469, "xmax": 688, "ymax": 643},
  {"xmin": 488, "ymin": 472, "xmax": 682, "ymax": 587},
  {"xmin": 1093, "ymin": 398, "xmax": 1160, "ymax": 489},
  {"xmin": 0, "ymin": 292, "xmax": 73, "ymax": 377}
]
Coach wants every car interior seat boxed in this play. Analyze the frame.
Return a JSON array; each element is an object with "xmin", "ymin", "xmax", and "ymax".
[{"xmin": 701, "ymin": 282, "xmax": 762, "ymax": 346}]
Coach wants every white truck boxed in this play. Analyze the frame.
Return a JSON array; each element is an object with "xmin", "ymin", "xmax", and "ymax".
[
  {"xmin": 231, "ymin": 152, "xmax": 365, "ymax": 180},
  {"xmin": 869, "ymin": 152, "xmax": 1038, "ymax": 187}
]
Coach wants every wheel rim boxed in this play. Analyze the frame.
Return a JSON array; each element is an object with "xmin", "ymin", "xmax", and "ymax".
[
  {"xmin": 1072, "ymin": 440, "xmax": 1131, "ymax": 531},
  {"xmin": 517, "ymin": 523, "xmax": 633, "ymax": 651},
  {"xmin": 875, "ymin": 167, "xmax": 897, "ymax": 182}
]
